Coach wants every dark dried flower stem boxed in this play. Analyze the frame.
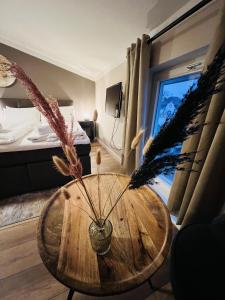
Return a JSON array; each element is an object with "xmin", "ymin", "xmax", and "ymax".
[{"xmin": 129, "ymin": 42, "xmax": 225, "ymax": 189}]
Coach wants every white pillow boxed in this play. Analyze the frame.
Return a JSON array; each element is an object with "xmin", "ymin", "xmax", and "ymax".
[
  {"xmin": 4, "ymin": 106, "xmax": 40, "ymax": 127},
  {"xmin": 60, "ymin": 106, "xmax": 75, "ymax": 122},
  {"xmin": 40, "ymin": 106, "xmax": 76, "ymax": 124}
]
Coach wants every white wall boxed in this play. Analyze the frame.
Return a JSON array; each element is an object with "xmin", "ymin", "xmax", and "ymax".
[
  {"xmin": 0, "ymin": 43, "xmax": 95, "ymax": 121},
  {"xmin": 151, "ymin": 0, "xmax": 221, "ymax": 67},
  {"xmin": 1, "ymin": 0, "xmax": 221, "ymax": 156},
  {"xmin": 95, "ymin": 62, "xmax": 126, "ymax": 159},
  {"xmin": 95, "ymin": 1, "xmax": 221, "ymax": 161}
]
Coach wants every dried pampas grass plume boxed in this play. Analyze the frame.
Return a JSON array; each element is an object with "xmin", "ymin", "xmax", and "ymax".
[
  {"xmin": 96, "ymin": 149, "xmax": 101, "ymax": 165},
  {"xmin": 143, "ymin": 137, "xmax": 153, "ymax": 156},
  {"xmin": 61, "ymin": 187, "xmax": 71, "ymax": 200},
  {"xmin": 65, "ymin": 145, "xmax": 77, "ymax": 165},
  {"xmin": 52, "ymin": 155, "xmax": 70, "ymax": 176},
  {"xmin": 131, "ymin": 129, "xmax": 145, "ymax": 150},
  {"xmin": 92, "ymin": 109, "xmax": 98, "ymax": 122}
]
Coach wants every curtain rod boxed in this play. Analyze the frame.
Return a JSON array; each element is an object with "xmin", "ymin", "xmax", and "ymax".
[{"xmin": 149, "ymin": 0, "xmax": 213, "ymax": 43}]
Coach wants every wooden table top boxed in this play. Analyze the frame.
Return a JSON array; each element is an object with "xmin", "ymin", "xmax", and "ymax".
[{"xmin": 37, "ymin": 173, "xmax": 172, "ymax": 296}]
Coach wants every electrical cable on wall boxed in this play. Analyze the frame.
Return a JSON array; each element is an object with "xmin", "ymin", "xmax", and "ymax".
[{"xmin": 109, "ymin": 117, "xmax": 122, "ymax": 151}]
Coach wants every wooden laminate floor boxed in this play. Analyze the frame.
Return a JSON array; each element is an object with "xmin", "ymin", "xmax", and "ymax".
[{"xmin": 0, "ymin": 142, "xmax": 175, "ymax": 300}]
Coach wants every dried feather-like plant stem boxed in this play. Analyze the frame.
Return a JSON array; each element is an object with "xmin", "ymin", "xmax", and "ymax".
[
  {"xmin": 54, "ymin": 135, "xmax": 99, "ymax": 223},
  {"xmin": 53, "ymin": 156, "xmax": 70, "ymax": 176},
  {"xmin": 101, "ymin": 130, "xmax": 144, "ymax": 220},
  {"xmin": 131, "ymin": 129, "xmax": 145, "ymax": 150},
  {"xmin": 65, "ymin": 145, "xmax": 78, "ymax": 165},
  {"xmin": 10, "ymin": 64, "xmax": 71, "ymax": 146},
  {"xmin": 55, "ymin": 138, "xmax": 100, "ymax": 223},
  {"xmin": 125, "ymin": 128, "xmax": 145, "ymax": 162},
  {"xmin": 101, "ymin": 129, "xmax": 144, "ymax": 220},
  {"xmin": 103, "ymin": 181, "xmax": 130, "ymax": 226},
  {"xmin": 9, "ymin": 62, "xmax": 101, "ymax": 225},
  {"xmin": 70, "ymin": 201, "xmax": 96, "ymax": 223},
  {"xmin": 143, "ymin": 137, "xmax": 153, "ymax": 156},
  {"xmin": 80, "ymin": 180, "xmax": 100, "ymax": 223},
  {"xmin": 101, "ymin": 175, "xmax": 117, "ymax": 217},
  {"xmin": 64, "ymin": 143, "xmax": 98, "ymax": 221},
  {"xmin": 96, "ymin": 149, "xmax": 102, "ymax": 219},
  {"xmin": 69, "ymin": 176, "xmax": 99, "ymax": 224},
  {"xmin": 129, "ymin": 42, "xmax": 225, "ymax": 189},
  {"xmin": 67, "ymin": 154, "xmax": 99, "ymax": 224}
]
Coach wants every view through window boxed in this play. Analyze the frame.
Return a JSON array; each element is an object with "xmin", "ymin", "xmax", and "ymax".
[{"xmin": 152, "ymin": 72, "xmax": 200, "ymax": 184}]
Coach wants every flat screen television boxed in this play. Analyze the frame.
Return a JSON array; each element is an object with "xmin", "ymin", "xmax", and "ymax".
[{"xmin": 105, "ymin": 82, "xmax": 122, "ymax": 118}]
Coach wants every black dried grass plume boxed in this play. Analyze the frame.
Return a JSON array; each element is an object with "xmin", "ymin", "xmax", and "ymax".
[{"xmin": 129, "ymin": 42, "xmax": 225, "ymax": 189}]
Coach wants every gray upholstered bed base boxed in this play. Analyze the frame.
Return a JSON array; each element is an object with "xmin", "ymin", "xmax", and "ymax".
[
  {"xmin": 0, "ymin": 99, "xmax": 91, "ymax": 199},
  {"xmin": 0, "ymin": 144, "xmax": 91, "ymax": 199}
]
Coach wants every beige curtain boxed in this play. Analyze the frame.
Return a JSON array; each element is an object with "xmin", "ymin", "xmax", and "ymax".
[
  {"xmin": 122, "ymin": 34, "xmax": 151, "ymax": 174},
  {"xmin": 168, "ymin": 7, "xmax": 225, "ymax": 226}
]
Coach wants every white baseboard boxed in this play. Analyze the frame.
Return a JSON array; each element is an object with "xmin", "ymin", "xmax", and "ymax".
[{"xmin": 96, "ymin": 138, "xmax": 121, "ymax": 163}]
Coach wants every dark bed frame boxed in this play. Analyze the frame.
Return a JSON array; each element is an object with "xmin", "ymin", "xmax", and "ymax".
[{"xmin": 0, "ymin": 99, "xmax": 91, "ymax": 200}]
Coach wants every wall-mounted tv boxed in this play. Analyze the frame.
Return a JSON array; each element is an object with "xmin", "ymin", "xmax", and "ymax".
[{"xmin": 105, "ymin": 82, "xmax": 122, "ymax": 118}]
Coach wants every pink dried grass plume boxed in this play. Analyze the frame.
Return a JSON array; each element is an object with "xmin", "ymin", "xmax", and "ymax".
[
  {"xmin": 10, "ymin": 62, "xmax": 80, "ymax": 178},
  {"xmin": 10, "ymin": 63, "xmax": 83, "ymax": 179},
  {"xmin": 10, "ymin": 63, "xmax": 73, "ymax": 147},
  {"xmin": 52, "ymin": 155, "xmax": 70, "ymax": 176},
  {"xmin": 65, "ymin": 145, "xmax": 83, "ymax": 179},
  {"xmin": 10, "ymin": 61, "xmax": 100, "ymax": 224}
]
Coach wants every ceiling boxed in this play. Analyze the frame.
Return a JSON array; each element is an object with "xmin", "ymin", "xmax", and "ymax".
[{"xmin": 0, "ymin": 0, "xmax": 194, "ymax": 81}]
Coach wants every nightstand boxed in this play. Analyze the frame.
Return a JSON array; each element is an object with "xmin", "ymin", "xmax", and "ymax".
[{"xmin": 79, "ymin": 121, "xmax": 95, "ymax": 142}]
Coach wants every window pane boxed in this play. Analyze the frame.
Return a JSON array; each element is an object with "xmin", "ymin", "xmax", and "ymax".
[{"xmin": 152, "ymin": 72, "xmax": 200, "ymax": 184}]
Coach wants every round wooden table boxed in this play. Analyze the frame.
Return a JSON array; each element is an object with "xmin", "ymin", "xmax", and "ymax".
[{"xmin": 37, "ymin": 173, "xmax": 172, "ymax": 299}]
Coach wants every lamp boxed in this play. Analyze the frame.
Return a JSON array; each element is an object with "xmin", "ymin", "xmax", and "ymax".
[{"xmin": 92, "ymin": 109, "xmax": 98, "ymax": 141}]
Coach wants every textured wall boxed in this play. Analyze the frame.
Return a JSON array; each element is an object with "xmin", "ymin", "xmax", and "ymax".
[
  {"xmin": 151, "ymin": 1, "xmax": 220, "ymax": 67},
  {"xmin": 0, "ymin": 43, "xmax": 95, "ymax": 121},
  {"xmin": 95, "ymin": 62, "xmax": 126, "ymax": 159},
  {"xmin": 95, "ymin": 1, "xmax": 220, "ymax": 159}
]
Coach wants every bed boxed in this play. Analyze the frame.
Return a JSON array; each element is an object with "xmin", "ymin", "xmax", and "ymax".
[{"xmin": 0, "ymin": 99, "xmax": 91, "ymax": 199}]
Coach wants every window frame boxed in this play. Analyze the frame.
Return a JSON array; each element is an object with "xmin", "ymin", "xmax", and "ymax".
[
  {"xmin": 151, "ymin": 72, "xmax": 201, "ymax": 185},
  {"xmin": 143, "ymin": 50, "xmax": 207, "ymax": 203}
]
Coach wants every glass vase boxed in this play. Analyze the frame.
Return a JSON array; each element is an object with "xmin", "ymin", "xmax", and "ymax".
[{"xmin": 89, "ymin": 219, "xmax": 113, "ymax": 255}]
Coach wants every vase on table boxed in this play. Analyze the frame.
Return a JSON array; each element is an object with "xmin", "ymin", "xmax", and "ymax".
[{"xmin": 89, "ymin": 219, "xmax": 113, "ymax": 255}]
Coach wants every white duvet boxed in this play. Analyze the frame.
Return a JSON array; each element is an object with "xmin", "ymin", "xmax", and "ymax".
[
  {"xmin": 28, "ymin": 122, "xmax": 86, "ymax": 142},
  {"xmin": 0, "ymin": 124, "xmax": 33, "ymax": 145},
  {"xmin": 0, "ymin": 121, "xmax": 90, "ymax": 152}
]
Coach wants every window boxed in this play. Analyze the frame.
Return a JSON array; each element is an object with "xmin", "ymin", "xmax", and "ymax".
[{"xmin": 152, "ymin": 72, "xmax": 200, "ymax": 184}]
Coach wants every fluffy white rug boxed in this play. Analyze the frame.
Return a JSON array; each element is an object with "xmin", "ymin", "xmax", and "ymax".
[{"xmin": 0, "ymin": 188, "xmax": 57, "ymax": 227}]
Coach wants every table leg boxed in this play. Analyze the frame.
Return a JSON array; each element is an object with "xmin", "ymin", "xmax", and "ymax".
[
  {"xmin": 148, "ymin": 278, "xmax": 157, "ymax": 291},
  {"xmin": 67, "ymin": 289, "xmax": 75, "ymax": 300}
]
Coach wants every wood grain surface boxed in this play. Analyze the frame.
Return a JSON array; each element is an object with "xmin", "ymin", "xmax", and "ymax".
[{"xmin": 37, "ymin": 173, "xmax": 172, "ymax": 296}]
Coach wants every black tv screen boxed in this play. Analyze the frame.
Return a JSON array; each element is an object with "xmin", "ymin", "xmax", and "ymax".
[{"xmin": 105, "ymin": 82, "xmax": 122, "ymax": 118}]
